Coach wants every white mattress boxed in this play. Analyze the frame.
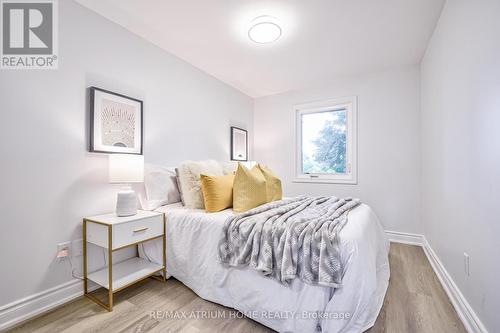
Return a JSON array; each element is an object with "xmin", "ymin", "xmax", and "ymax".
[{"xmin": 139, "ymin": 203, "xmax": 390, "ymax": 333}]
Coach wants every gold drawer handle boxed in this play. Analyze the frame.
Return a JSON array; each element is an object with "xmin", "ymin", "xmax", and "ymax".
[{"xmin": 133, "ymin": 227, "xmax": 149, "ymax": 233}]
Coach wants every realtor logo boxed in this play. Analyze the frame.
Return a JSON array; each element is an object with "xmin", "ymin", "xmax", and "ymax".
[{"xmin": 1, "ymin": 0, "xmax": 58, "ymax": 69}]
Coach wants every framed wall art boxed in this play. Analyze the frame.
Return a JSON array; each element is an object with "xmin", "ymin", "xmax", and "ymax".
[
  {"xmin": 89, "ymin": 87, "xmax": 143, "ymax": 155},
  {"xmin": 230, "ymin": 126, "xmax": 248, "ymax": 161}
]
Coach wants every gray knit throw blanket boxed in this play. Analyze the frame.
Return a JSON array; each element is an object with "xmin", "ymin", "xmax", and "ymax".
[{"xmin": 218, "ymin": 196, "xmax": 361, "ymax": 287}]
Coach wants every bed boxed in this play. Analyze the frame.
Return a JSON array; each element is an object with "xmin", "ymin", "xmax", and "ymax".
[{"xmin": 139, "ymin": 201, "xmax": 390, "ymax": 333}]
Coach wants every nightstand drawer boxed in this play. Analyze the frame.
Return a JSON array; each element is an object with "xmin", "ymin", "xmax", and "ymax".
[{"xmin": 113, "ymin": 214, "xmax": 163, "ymax": 249}]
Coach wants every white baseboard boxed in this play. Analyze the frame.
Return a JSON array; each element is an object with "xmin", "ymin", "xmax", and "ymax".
[
  {"xmin": 422, "ymin": 238, "xmax": 488, "ymax": 333},
  {"xmin": 0, "ymin": 233, "xmax": 488, "ymax": 333},
  {"xmin": 387, "ymin": 230, "xmax": 488, "ymax": 333},
  {"xmin": 0, "ymin": 279, "xmax": 83, "ymax": 331},
  {"xmin": 385, "ymin": 230, "xmax": 424, "ymax": 246},
  {"xmin": 0, "ymin": 279, "xmax": 100, "ymax": 332}
]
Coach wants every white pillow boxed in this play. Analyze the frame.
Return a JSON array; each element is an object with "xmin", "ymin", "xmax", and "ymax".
[
  {"xmin": 142, "ymin": 164, "xmax": 181, "ymax": 210},
  {"xmin": 177, "ymin": 160, "xmax": 224, "ymax": 209},
  {"xmin": 221, "ymin": 161, "xmax": 238, "ymax": 175}
]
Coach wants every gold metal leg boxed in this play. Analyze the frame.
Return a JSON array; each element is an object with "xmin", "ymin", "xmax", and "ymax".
[
  {"xmin": 108, "ymin": 224, "xmax": 113, "ymax": 311},
  {"xmin": 85, "ymin": 293, "xmax": 112, "ymax": 311},
  {"xmin": 163, "ymin": 213, "xmax": 167, "ymax": 282},
  {"xmin": 83, "ymin": 219, "xmax": 113, "ymax": 311},
  {"xmin": 151, "ymin": 213, "xmax": 167, "ymax": 283},
  {"xmin": 83, "ymin": 219, "xmax": 88, "ymax": 294}
]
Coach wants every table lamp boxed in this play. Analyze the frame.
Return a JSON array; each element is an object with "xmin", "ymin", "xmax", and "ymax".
[{"xmin": 108, "ymin": 154, "xmax": 144, "ymax": 217}]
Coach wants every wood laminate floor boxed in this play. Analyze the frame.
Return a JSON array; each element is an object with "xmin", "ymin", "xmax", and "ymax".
[{"xmin": 7, "ymin": 243, "xmax": 466, "ymax": 333}]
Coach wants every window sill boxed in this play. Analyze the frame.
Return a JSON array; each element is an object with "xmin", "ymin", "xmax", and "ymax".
[{"xmin": 292, "ymin": 177, "xmax": 358, "ymax": 185}]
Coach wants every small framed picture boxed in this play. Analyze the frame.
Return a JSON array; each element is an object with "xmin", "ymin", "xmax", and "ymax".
[
  {"xmin": 89, "ymin": 87, "xmax": 143, "ymax": 155},
  {"xmin": 231, "ymin": 126, "xmax": 248, "ymax": 161}
]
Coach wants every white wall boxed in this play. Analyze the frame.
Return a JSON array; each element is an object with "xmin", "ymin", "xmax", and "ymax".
[
  {"xmin": 0, "ymin": 0, "xmax": 252, "ymax": 307},
  {"xmin": 421, "ymin": 0, "xmax": 500, "ymax": 331},
  {"xmin": 254, "ymin": 66, "xmax": 421, "ymax": 233}
]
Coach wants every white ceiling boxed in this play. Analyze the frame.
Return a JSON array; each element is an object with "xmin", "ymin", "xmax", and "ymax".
[{"xmin": 76, "ymin": 0, "xmax": 445, "ymax": 98}]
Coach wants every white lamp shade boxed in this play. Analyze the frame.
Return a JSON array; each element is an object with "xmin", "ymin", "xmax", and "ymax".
[{"xmin": 108, "ymin": 154, "xmax": 144, "ymax": 184}]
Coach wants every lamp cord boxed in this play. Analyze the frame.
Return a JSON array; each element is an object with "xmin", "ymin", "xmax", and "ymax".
[{"xmin": 67, "ymin": 247, "xmax": 108, "ymax": 280}]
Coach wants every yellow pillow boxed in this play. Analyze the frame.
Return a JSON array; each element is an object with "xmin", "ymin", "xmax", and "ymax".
[
  {"xmin": 257, "ymin": 164, "xmax": 283, "ymax": 202},
  {"xmin": 200, "ymin": 174, "xmax": 234, "ymax": 212},
  {"xmin": 233, "ymin": 164, "xmax": 267, "ymax": 213}
]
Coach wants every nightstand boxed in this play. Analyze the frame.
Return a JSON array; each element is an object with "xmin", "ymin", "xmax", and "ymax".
[{"xmin": 83, "ymin": 210, "xmax": 166, "ymax": 311}]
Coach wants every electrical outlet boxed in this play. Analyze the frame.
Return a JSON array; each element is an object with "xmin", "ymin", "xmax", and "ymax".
[
  {"xmin": 464, "ymin": 252, "xmax": 470, "ymax": 277},
  {"xmin": 56, "ymin": 241, "xmax": 71, "ymax": 260},
  {"xmin": 72, "ymin": 239, "xmax": 83, "ymax": 257}
]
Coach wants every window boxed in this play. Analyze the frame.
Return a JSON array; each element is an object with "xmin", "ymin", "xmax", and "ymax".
[{"xmin": 294, "ymin": 96, "xmax": 357, "ymax": 184}]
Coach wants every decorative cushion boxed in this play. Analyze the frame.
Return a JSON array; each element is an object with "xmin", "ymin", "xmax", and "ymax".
[
  {"xmin": 140, "ymin": 165, "xmax": 181, "ymax": 210},
  {"xmin": 176, "ymin": 160, "xmax": 224, "ymax": 209},
  {"xmin": 257, "ymin": 164, "xmax": 283, "ymax": 202},
  {"xmin": 221, "ymin": 161, "xmax": 238, "ymax": 175},
  {"xmin": 233, "ymin": 163, "xmax": 267, "ymax": 213},
  {"xmin": 174, "ymin": 168, "xmax": 185, "ymax": 205},
  {"xmin": 200, "ymin": 174, "xmax": 235, "ymax": 212}
]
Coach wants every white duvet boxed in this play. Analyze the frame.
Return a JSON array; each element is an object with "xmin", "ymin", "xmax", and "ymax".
[{"xmin": 139, "ymin": 203, "xmax": 390, "ymax": 333}]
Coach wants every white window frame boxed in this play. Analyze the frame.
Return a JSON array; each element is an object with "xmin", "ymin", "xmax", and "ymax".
[{"xmin": 293, "ymin": 96, "xmax": 358, "ymax": 184}]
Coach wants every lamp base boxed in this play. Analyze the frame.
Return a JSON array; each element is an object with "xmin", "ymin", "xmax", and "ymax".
[{"xmin": 116, "ymin": 186, "xmax": 137, "ymax": 217}]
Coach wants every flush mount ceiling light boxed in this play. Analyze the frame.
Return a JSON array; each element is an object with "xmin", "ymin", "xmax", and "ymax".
[{"xmin": 248, "ymin": 16, "xmax": 282, "ymax": 44}]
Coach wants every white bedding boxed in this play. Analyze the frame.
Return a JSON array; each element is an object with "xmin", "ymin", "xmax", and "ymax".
[{"xmin": 139, "ymin": 203, "xmax": 390, "ymax": 333}]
